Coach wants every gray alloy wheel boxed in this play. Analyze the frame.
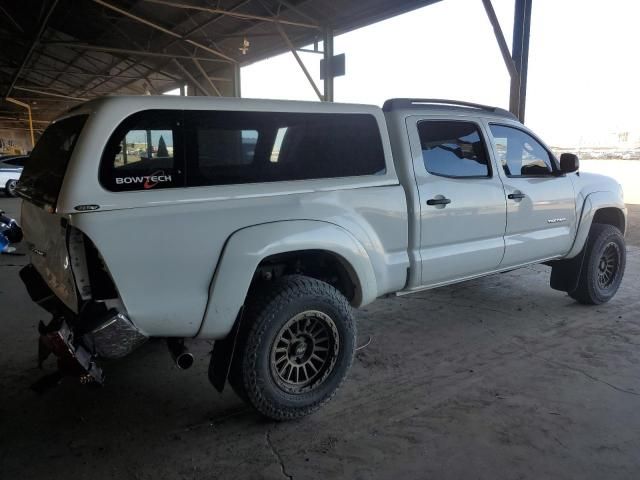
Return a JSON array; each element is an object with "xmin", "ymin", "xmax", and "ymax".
[
  {"xmin": 269, "ymin": 310, "xmax": 340, "ymax": 394},
  {"xmin": 5, "ymin": 179, "xmax": 18, "ymax": 197},
  {"xmin": 569, "ymin": 223, "xmax": 626, "ymax": 304},
  {"xmin": 228, "ymin": 275, "xmax": 356, "ymax": 421}
]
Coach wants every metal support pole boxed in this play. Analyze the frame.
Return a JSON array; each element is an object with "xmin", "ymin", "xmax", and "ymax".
[
  {"xmin": 233, "ymin": 63, "xmax": 241, "ymax": 97},
  {"xmin": 510, "ymin": 0, "xmax": 532, "ymax": 122},
  {"xmin": 193, "ymin": 59, "xmax": 222, "ymax": 96},
  {"xmin": 256, "ymin": 0, "xmax": 321, "ymax": 100},
  {"xmin": 481, "ymin": 0, "xmax": 518, "ymax": 79},
  {"xmin": 6, "ymin": 97, "xmax": 36, "ymax": 147},
  {"xmin": 146, "ymin": 129, "xmax": 153, "ymax": 159},
  {"xmin": 323, "ymin": 28, "xmax": 334, "ymax": 102},
  {"xmin": 122, "ymin": 139, "xmax": 128, "ymax": 164},
  {"xmin": 173, "ymin": 59, "xmax": 211, "ymax": 96},
  {"xmin": 274, "ymin": 22, "xmax": 323, "ymax": 101},
  {"xmin": 144, "ymin": 76, "xmax": 159, "ymax": 94},
  {"xmin": 28, "ymin": 107, "xmax": 34, "ymax": 147}
]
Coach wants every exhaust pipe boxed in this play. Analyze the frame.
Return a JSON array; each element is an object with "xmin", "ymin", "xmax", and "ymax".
[{"xmin": 167, "ymin": 339, "xmax": 194, "ymax": 370}]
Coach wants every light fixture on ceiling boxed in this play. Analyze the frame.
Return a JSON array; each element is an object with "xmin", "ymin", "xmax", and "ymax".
[{"xmin": 239, "ymin": 37, "xmax": 250, "ymax": 55}]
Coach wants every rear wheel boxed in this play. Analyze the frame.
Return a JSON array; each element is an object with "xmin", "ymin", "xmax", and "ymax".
[
  {"xmin": 229, "ymin": 275, "xmax": 356, "ymax": 421},
  {"xmin": 5, "ymin": 179, "xmax": 17, "ymax": 197},
  {"xmin": 569, "ymin": 223, "xmax": 626, "ymax": 304}
]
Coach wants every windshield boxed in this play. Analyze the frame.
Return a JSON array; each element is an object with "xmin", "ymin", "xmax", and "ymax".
[{"xmin": 17, "ymin": 115, "xmax": 88, "ymax": 209}]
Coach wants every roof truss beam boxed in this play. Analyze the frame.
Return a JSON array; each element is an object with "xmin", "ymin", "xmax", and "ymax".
[
  {"xmin": 41, "ymin": 42, "xmax": 231, "ymax": 63},
  {"xmin": 4, "ymin": 0, "xmax": 59, "ymax": 98},
  {"xmin": 92, "ymin": 0, "xmax": 236, "ymax": 63},
  {"xmin": 105, "ymin": 0, "xmax": 254, "ymax": 96},
  {"xmin": 12, "ymin": 86, "xmax": 87, "ymax": 101},
  {"xmin": 0, "ymin": 66, "xmax": 173, "ymax": 81},
  {"xmin": 142, "ymin": 0, "xmax": 321, "ymax": 30},
  {"xmin": 171, "ymin": 59, "xmax": 213, "ymax": 95},
  {"xmin": 481, "ymin": 0, "xmax": 518, "ymax": 79}
]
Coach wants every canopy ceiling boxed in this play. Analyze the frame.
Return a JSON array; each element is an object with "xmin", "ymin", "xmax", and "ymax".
[{"xmin": 0, "ymin": 0, "xmax": 441, "ymax": 130}]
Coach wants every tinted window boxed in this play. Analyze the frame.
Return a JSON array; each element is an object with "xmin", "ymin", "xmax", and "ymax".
[
  {"xmin": 489, "ymin": 124, "xmax": 555, "ymax": 176},
  {"xmin": 418, "ymin": 121, "xmax": 490, "ymax": 177},
  {"xmin": 101, "ymin": 111, "xmax": 183, "ymax": 191},
  {"xmin": 184, "ymin": 111, "xmax": 385, "ymax": 187},
  {"xmin": 194, "ymin": 127, "xmax": 258, "ymax": 175},
  {"xmin": 17, "ymin": 115, "xmax": 87, "ymax": 207}
]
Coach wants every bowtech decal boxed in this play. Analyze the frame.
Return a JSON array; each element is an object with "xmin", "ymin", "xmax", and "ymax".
[{"xmin": 115, "ymin": 170, "xmax": 173, "ymax": 189}]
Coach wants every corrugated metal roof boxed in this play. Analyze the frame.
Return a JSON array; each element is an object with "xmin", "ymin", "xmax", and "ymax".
[{"xmin": 0, "ymin": 0, "xmax": 441, "ymax": 128}]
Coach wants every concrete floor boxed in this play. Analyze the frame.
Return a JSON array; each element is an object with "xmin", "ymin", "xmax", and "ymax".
[{"xmin": 2, "ymin": 197, "xmax": 640, "ymax": 480}]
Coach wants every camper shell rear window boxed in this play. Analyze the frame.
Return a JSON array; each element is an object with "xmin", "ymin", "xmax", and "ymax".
[{"xmin": 17, "ymin": 115, "xmax": 88, "ymax": 208}]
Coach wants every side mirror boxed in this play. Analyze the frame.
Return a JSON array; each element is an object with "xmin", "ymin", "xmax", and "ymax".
[{"xmin": 560, "ymin": 153, "xmax": 579, "ymax": 173}]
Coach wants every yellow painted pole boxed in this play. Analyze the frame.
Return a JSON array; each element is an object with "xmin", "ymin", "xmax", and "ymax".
[
  {"xmin": 6, "ymin": 97, "xmax": 35, "ymax": 149},
  {"xmin": 27, "ymin": 104, "xmax": 34, "ymax": 148}
]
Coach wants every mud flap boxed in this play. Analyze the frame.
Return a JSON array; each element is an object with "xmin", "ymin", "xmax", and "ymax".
[
  {"xmin": 550, "ymin": 248, "xmax": 587, "ymax": 294},
  {"xmin": 208, "ymin": 307, "xmax": 244, "ymax": 393}
]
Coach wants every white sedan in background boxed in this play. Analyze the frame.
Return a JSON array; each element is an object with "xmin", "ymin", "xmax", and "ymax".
[{"xmin": 0, "ymin": 156, "xmax": 27, "ymax": 197}]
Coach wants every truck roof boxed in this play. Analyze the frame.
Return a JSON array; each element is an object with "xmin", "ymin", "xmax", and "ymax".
[
  {"xmin": 61, "ymin": 95, "xmax": 383, "ymax": 121},
  {"xmin": 57, "ymin": 95, "xmax": 518, "ymax": 125},
  {"xmin": 382, "ymin": 98, "xmax": 518, "ymax": 121}
]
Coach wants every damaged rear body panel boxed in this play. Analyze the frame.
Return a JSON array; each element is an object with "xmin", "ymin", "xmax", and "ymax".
[
  {"xmin": 20, "ymin": 259, "xmax": 148, "ymax": 386},
  {"xmin": 17, "ymin": 110, "xmax": 149, "ymax": 386},
  {"xmin": 21, "ymin": 201, "xmax": 79, "ymax": 313}
]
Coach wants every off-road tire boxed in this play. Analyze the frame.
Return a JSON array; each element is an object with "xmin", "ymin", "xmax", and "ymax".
[
  {"xmin": 228, "ymin": 275, "xmax": 356, "ymax": 421},
  {"xmin": 569, "ymin": 223, "xmax": 626, "ymax": 305},
  {"xmin": 5, "ymin": 179, "xmax": 17, "ymax": 197}
]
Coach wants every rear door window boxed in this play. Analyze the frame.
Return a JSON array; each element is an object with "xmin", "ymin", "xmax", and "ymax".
[
  {"xmin": 17, "ymin": 115, "xmax": 87, "ymax": 207},
  {"xmin": 417, "ymin": 121, "xmax": 491, "ymax": 178},
  {"xmin": 184, "ymin": 110, "xmax": 386, "ymax": 186},
  {"xmin": 100, "ymin": 110, "xmax": 183, "ymax": 191}
]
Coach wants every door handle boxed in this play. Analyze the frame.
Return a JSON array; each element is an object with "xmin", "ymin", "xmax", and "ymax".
[
  {"xmin": 507, "ymin": 192, "xmax": 526, "ymax": 200},
  {"xmin": 426, "ymin": 197, "xmax": 451, "ymax": 206}
]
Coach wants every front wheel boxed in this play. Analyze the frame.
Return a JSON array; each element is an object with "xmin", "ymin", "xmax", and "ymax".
[
  {"xmin": 5, "ymin": 179, "xmax": 17, "ymax": 197},
  {"xmin": 229, "ymin": 275, "xmax": 356, "ymax": 421},
  {"xmin": 569, "ymin": 223, "xmax": 626, "ymax": 304}
]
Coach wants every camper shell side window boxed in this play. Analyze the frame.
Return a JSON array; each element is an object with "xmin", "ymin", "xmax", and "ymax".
[
  {"xmin": 100, "ymin": 109, "xmax": 386, "ymax": 191},
  {"xmin": 100, "ymin": 110, "xmax": 184, "ymax": 192}
]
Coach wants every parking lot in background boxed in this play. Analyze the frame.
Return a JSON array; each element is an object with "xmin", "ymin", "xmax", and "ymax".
[
  {"xmin": 1, "ymin": 196, "xmax": 639, "ymax": 479},
  {"xmin": 581, "ymin": 160, "xmax": 640, "ymax": 204}
]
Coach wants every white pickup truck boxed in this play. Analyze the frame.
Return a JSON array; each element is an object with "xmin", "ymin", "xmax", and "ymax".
[{"xmin": 18, "ymin": 97, "xmax": 626, "ymax": 420}]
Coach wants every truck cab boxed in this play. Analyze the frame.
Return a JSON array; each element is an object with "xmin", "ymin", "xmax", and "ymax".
[{"xmin": 385, "ymin": 98, "xmax": 584, "ymax": 290}]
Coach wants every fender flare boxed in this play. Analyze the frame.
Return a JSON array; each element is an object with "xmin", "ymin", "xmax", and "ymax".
[
  {"xmin": 550, "ymin": 190, "xmax": 626, "ymax": 293},
  {"xmin": 565, "ymin": 190, "xmax": 627, "ymax": 259},
  {"xmin": 196, "ymin": 220, "xmax": 377, "ymax": 339}
]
